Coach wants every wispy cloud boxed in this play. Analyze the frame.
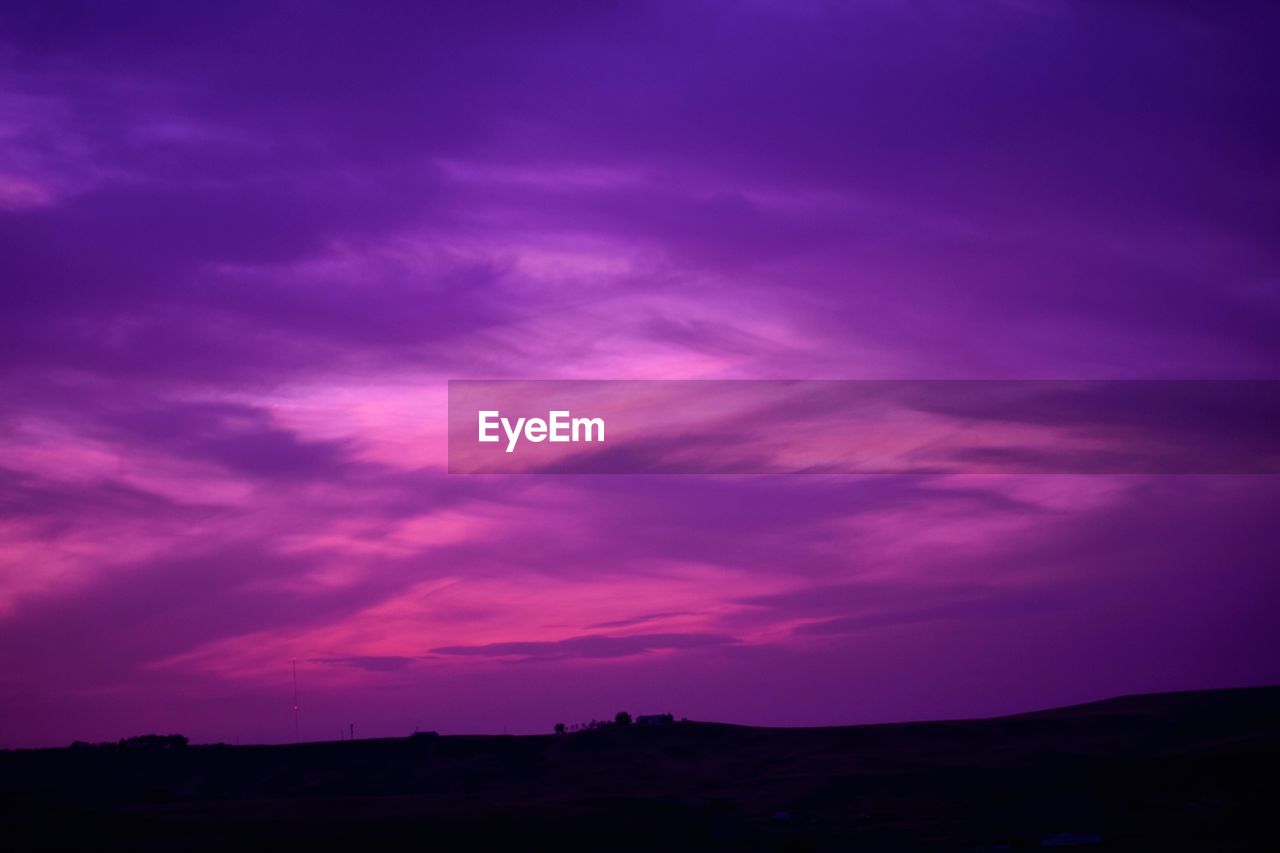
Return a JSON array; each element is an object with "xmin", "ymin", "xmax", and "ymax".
[{"xmin": 431, "ymin": 633, "xmax": 738, "ymax": 662}]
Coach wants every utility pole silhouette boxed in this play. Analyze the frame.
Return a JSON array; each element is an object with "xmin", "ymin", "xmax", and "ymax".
[{"xmin": 292, "ymin": 658, "xmax": 300, "ymax": 743}]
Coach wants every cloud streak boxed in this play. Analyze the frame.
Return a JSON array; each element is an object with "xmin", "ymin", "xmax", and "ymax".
[{"xmin": 431, "ymin": 633, "xmax": 739, "ymax": 662}]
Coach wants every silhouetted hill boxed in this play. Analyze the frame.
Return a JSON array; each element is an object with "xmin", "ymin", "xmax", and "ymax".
[
  {"xmin": 2, "ymin": 686, "xmax": 1277, "ymax": 851},
  {"xmin": 1004, "ymin": 684, "xmax": 1280, "ymax": 720}
]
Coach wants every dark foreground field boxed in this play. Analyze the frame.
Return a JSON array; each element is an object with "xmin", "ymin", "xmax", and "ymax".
[{"xmin": 2, "ymin": 687, "xmax": 1277, "ymax": 851}]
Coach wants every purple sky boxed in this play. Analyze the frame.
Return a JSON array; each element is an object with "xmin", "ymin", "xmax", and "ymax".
[{"xmin": 2, "ymin": 1, "xmax": 1279, "ymax": 747}]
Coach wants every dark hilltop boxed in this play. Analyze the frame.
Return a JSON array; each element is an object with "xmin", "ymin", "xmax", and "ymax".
[{"xmin": 2, "ymin": 686, "xmax": 1277, "ymax": 851}]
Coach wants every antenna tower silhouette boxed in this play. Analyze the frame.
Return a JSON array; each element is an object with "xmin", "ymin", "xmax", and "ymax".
[{"xmin": 292, "ymin": 658, "xmax": 300, "ymax": 743}]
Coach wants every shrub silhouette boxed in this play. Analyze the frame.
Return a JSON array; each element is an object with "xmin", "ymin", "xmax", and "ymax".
[{"xmin": 119, "ymin": 734, "xmax": 188, "ymax": 749}]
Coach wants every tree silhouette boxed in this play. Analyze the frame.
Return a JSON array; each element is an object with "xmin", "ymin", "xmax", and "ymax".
[
  {"xmin": 554, "ymin": 722, "xmax": 566, "ymax": 735},
  {"xmin": 614, "ymin": 711, "xmax": 632, "ymax": 727}
]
